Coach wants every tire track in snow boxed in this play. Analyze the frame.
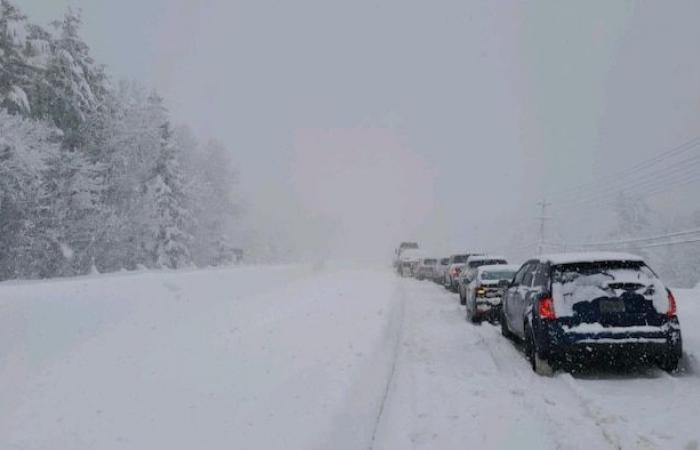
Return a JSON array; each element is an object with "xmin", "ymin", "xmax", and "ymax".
[
  {"xmin": 467, "ymin": 319, "xmax": 622, "ymax": 450},
  {"xmin": 475, "ymin": 320, "xmax": 659, "ymax": 450},
  {"xmin": 367, "ymin": 280, "xmax": 407, "ymax": 450},
  {"xmin": 560, "ymin": 374, "xmax": 659, "ymax": 450}
]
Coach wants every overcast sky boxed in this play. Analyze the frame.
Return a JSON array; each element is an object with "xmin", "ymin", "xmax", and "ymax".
[{"xmin": 22, "ymin": 0, "xmax": 700, "ymax": 261}]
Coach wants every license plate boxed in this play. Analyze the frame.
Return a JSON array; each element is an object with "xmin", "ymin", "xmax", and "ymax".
[{"xmin": 599, "ymin": 299, "xmax": 625, "ymax": 313}]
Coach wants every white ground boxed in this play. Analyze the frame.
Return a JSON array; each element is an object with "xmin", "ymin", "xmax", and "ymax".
[{"xmin": 1, "ymin": 265, "xmax": 698, "ymax": 449}]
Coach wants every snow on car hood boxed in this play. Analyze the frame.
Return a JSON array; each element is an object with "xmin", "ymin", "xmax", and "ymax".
[{"xmin": 551, "ymin": 268, "xmax": 668, "ymax": 317}]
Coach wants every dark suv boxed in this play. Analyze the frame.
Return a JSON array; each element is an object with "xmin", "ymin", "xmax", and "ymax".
[{"xmin": 500, "ymin": 253, "xmax": 682, "ymax": 375}]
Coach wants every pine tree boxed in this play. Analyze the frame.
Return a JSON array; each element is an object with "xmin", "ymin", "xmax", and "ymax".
[
  {"xmin": 187, "ymin": 138, "xmax": 239, "ymax": 266},
  {"xmin": 37, "ymin": 148, "xmax": 106, "ymax": 276},
  {"xmin": 143, "ymin": 95, "xmax": 193, "ymax": 268},
  {"xmin": 35, "ymin": 8, "xmax": 106, "ymax": 148},
  {"xmin": 0, "ymin": 0, "xmax": 32, "ymax": 114},
  {"xmin": 0, "ymin": 109, "xmax": 60, "ymax": 279}
]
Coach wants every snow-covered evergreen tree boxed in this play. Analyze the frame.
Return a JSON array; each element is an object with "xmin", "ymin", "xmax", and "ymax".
[
  {"xmin": 143, "ymin": 94, "xmax": 193, "ymax": 268},
  {"xmin": 36, "ymin": 9, "xmax": 106, "ymax": 148},
  {"xmin": 0, "ymin": 0, "xmax": 32, "ymax": 114},
  {"xmin": 37, "ymin": 148, "xmax": 106, "ymax": 276},
  {"xmin": 0, "ymin": 109, "xmax": 60, "ymax": 278},
  {"xmin": 186, "ymin": 138, "xmax": 239, "ymax": 266}
]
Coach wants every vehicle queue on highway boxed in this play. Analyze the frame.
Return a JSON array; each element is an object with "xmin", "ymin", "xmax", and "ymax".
[{"xmin": 393, "ymin": 242, "xmax": 683, "ymax": 375}]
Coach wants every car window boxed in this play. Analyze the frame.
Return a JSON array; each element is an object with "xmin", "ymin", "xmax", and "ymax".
[
  {"xmin": 522, "ymin": 266, "xmax": 534, "ymax": 287},
  {"xmin": 533, "ymin": 263, "xmax": 549, "ymax": 288},
  {"xmin": 453, "ymin": 254, "xmax": 468, "ymax": 263},
  {"xmin": 512, "ymin": 263, "xmax": 530, "ymax": 286}
]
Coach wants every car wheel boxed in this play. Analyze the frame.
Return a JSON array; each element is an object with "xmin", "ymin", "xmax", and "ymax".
[
  {"xmin": 468, "ymin": 303, "xmax": 479, "ymax": 324},
  {"xmin": 459, "ymin": 290, "xmax": 466, "ymax": 305},
  {"xmin": 659, "ymin": 355, "xmax": 680, "ymax": 373},
  {"xmin": 501, "ymin": 309, "xmax": 514, "ymax": 339},
  {"xmin": 471, "ymin": 310, "xmax": 481, "ymax": 324},
  {"xmin": 525, "ymin": 324, "xmax": 553, "ymax": 376}
]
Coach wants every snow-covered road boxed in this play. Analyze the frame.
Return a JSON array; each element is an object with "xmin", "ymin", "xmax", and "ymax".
[{"xmin": 1, "ymin": 265, "xmax": 698, "ymax": 449}]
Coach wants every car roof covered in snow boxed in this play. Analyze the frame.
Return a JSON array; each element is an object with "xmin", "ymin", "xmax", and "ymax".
[
  {"xmin": 478, "ymin": 264, "xmax": 520, "ymax": 273},
  {"xmin": 399, "ymin": 249, "xmax": 424, "ymax": 260},
  {"xmin": 536, "ymin": 252, "xmax": 645, "ymax": 266},
  {"xmin": 467, "ymin": 255, "xmax": 507, "ymax": 263}
]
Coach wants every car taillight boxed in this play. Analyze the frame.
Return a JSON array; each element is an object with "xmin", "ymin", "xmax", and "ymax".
[
  {"xmin": 538, "ymin": 297, "xmax": 556, "ymax": 320},
  {"xmin": 667, "ymin": 289, "xmax": 677, "ymax": 318},
  {"xmin": 451, "ymin": 267, "xmax": 461, "ymax": 276}
]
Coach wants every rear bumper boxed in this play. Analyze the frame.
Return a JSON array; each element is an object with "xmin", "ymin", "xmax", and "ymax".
[{"xmin": 534, "ymin": 319, "xmax": 682, "ymax": 364}]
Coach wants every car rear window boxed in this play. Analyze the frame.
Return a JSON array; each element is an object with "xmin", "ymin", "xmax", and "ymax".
[
  {"xmin": 452, "ymin": 255, "xmax": 468, "ymax": 263},
  {"xmin": 552, "ymin": 261, "xmax": 654, "ymax": 283},
  {"xmin": 424, "ymin": 259, "xmax": 437, "ymax": 265},
  {"xmin": 550, "ymin": 260, "xmax": 666, "ymax": 317}
]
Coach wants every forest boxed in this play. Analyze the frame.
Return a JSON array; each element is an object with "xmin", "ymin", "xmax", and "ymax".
[{"xmin": 0, "ymin": 0, "xmax": 239, "ymax": 280}]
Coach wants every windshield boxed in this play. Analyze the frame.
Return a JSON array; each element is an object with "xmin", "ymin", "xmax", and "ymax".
[
  {"xmin": 469, "ymin": 259, "xmax": 507, "ymax": 268},
  {"xmin": 480, "ymin": 270, "xmax": 516, "ymax": 281},
  {"xmin": 452, "ymin": 255, "xmax": 468, "ymax": 263},
  {"xmin": 424, "ymin": 259, "xmax": 437, "ymax": 265}
]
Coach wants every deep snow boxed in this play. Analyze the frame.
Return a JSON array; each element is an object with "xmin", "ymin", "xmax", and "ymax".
[{"xmin": 1, "ymin": 265, "xmax": 698, "ymax": 449}]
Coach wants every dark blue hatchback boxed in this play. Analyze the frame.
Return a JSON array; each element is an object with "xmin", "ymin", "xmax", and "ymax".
[{"xmin": 500, "ymin": 253, "xmax": 682, "ymax": 375}]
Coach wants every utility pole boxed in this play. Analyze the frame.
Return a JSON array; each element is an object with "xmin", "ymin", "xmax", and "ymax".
[{"xmin": 536, "ymin": 199, "xmax": 551, "ymax": 255}]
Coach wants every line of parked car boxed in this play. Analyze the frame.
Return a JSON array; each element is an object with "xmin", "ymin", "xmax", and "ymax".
[{"xmin": 393, "ymin": 242, "xmax": 683, "ymax": 375}]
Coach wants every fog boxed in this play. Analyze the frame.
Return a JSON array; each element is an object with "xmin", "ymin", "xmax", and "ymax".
[{"xmin": 22, "ymin": 0, "xmax": 700, "ymax": 263}]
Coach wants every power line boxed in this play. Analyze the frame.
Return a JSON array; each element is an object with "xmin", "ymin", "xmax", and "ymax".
[
  {"xmin": 572, "ymin": 227, "xmax": 700, "ymax": 248},
  {"xmin": 635, "ymin": 237, "xmax": 700, "ymax": 249},
  {"xmin": 548, "ymin": 136, "xmax": 700, "ymax": 201},
  {"xmin": 553, "ymin": 152, "xmax": 700, "ymax": 207},
  {"xmin": 552, "ymin": 168, "xmax": 700, "ymax": 211}
]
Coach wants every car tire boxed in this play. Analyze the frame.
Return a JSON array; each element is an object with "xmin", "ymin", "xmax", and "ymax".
[
  {"xmin": 659, "ymin": 355, "xmax": 680, "ymax": 373},
  {"xmin": 500, "ymin": 309, "xmax": 514, "ymax": 340},
  {"xmin": 459, "ymin": 290, "xmax": 466, "ymax": 306},
  {"xmin": 467, "ymin": 303, "xmax": 479, "ymax": 324},
  {"xmin": 525, "ymin": 324, "xmax": 553, "ymax": 376}
]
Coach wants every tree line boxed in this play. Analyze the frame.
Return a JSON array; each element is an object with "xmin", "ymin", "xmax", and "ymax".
[{"xmin": 0, "ymin": 1, "xmax": 239, "ymax": 280}]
